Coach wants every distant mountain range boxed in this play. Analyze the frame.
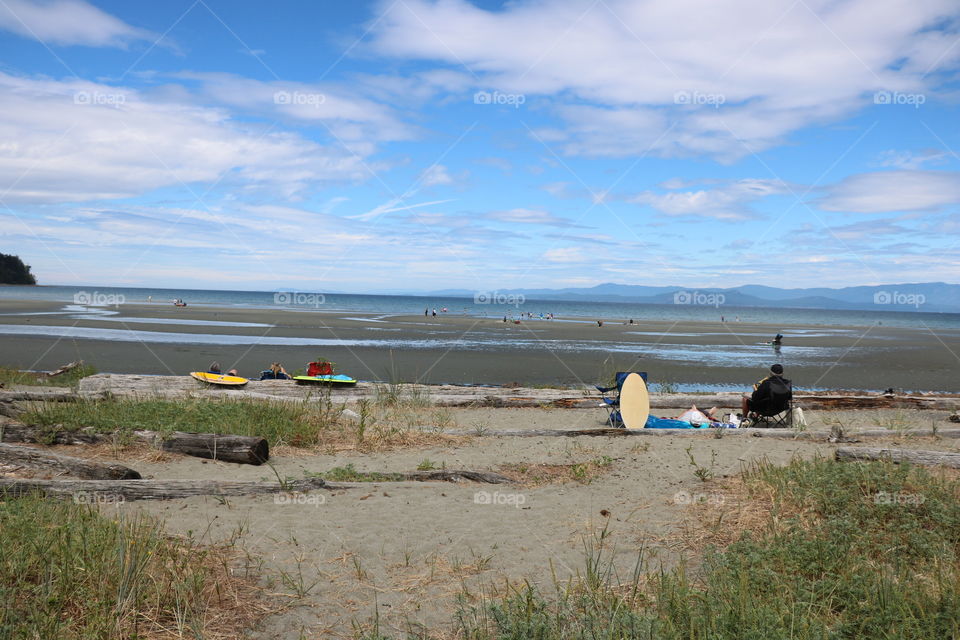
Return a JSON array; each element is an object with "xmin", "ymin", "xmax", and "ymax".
[{"xmin": 418, "ymin": 282, "xmax": 960, "ymax": 313}]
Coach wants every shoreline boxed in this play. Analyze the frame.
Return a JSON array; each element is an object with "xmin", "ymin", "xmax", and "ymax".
[{"xmin": 1, "ymin": 299, "xmax": 958, "ymax": 392}]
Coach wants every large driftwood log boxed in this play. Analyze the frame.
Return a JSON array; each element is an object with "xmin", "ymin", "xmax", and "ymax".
[
  {"xmin": 442, "ymin": 427, "xmax": 960, "ymax": 440},
  {"xmin": 0, "ymin": 423, "xmax": 269, "ymax": 465},
  {"xmin": 835, "ymin": 447, "xmax": 960, "ymax": 469},
  {"xmin": 0, "ymin": 477, "xmax": 335, "ymax": 501},
  {"xmin": 0, "ymin": 390, "xmax": 107, "ymax": 403},
  {"xmin": 0, "ymin": 443, "xmax": 140, "ymax": 479}
]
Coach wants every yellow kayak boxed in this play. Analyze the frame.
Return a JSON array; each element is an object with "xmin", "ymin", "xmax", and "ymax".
[{"xmin": 190, "ymin": 371, "xmax": 248, "ymax": 386}]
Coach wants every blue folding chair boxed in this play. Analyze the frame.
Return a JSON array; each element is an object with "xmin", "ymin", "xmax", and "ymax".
[{"xmin": 596, "ymin": 371, "xmax": 647, "ymax": 428}]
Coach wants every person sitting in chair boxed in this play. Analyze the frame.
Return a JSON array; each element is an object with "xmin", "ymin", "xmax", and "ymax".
[{"xmin": 741, "ymin": 364, "xmax": 792, "ymax": 419}]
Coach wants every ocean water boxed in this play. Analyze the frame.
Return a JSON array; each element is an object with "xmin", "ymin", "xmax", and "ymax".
[{"xmin": 2, "ymin": 284, "xmax": 959, "ymax": 330}]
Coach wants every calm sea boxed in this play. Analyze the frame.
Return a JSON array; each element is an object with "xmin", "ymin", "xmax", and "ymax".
[{"xmin": 2, "ymin": 284, "xmax": 959, "ymax": 330}]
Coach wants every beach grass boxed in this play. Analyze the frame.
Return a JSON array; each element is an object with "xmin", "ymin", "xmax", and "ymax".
[
  {"xmin": 20, "ymin": 391, "xmax": 460, "ymax": 451},
  {"xmin": 0, "ymin": 493, "xmax": 262, "ymax": 639},
  {"xmin": 0, "ymin": 363, "xmax": 96, "ymax": 388},
  {"xmin": 361, "ymin": 457, "xmax": 960, "ymax": 639}
]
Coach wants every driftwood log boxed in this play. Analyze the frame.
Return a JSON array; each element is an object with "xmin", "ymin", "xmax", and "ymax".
[
  {"xmin": 443, "ymin": 427, "xmax": 960, "ymax": 440},
  {"xmin": 45, "ymin": 361, "xmax": 83, "ymax": 378},
  {"xmin": 0, "ymin": 423, "xmax": 269, "ymax": 465},
  {"xmin": 835, "ymin": 447, "xmax": 960, "ymax": 469},
  {"xmin": 0, "ymin": 443, "xmax": 140, "ymax": 479},
  {"xmin": 0, "ymin": 477, "xmax": 334, "ymax": 501}
]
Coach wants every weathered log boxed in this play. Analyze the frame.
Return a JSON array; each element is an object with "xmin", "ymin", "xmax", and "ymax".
[
  {"xmin": 0, "ymin": 402, "xmax": 20, "ymax": 418},
  {"xmin": 835, "ymin": 447, "xmax": 960, "ymax": 469},
  {"xmin": 0, "ymin": 423, "xmax": 269, "ymax": 465},
  {"xmin": 0, "ymin": 390, "xmax": 106, "ymax": 403},
  {"xmin": 442, "ymin": 427, "xmax": 960, "ymax": 440},
  {"xmin": 402, "ymin": 469, "xmax": 512, "ymax": 484},
  {"xmin": 45, "ymin": 360, "xmax": 83, "ymax": 378},
  {"xmin": 0, "ymin": 443, "xmax": 140, "ymax": 479},
  {"xmin": 0, "ymin": 477, "xmax": 334, "ymax": 501},
  {"xmin": 139, "ymin": 431, "xmax": 269, "ymax": 465}
]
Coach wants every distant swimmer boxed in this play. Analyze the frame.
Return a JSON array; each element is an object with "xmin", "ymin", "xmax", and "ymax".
[{"xmin": 772, "ymin": 332, "xmax": 783, "ymax": 346}]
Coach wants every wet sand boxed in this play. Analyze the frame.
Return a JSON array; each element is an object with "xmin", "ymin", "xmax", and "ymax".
[{"xmin": 1, "ymin": 300, "xmax": 958, "ymax": 391}]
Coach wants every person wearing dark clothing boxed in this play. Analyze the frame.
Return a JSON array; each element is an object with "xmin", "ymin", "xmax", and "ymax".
[
  {"xmin": 741, "ymin": 364, "xmax": 792, "ymax": 417},
  {"xmin": 772, "ymin": 333, "xmax": 783, "ymax": 346}
]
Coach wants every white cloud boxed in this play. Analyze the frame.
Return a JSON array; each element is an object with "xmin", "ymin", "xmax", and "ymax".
[
  {"xmin": 371, "ymin": 0, "xmax": 960, "ymax": 159},
  {"xmin": 419, "ymin": 164, "xmax": 454, "ymax": 187},
  {"xmin": 542, "ymin": 247, "xmax": 584, "ymax": 263},
  {"xmin": 487, "ymin": 208, "xmax": 565, "ymax": 225},
  {"xmin": 817, "ymin": 171, "xmax": 960, "ymax": 213},
  {"xmin": 0, "ymin": 0, "xmax": 155, "ymax": 47},
  {"xmin": 876, "ymin": 149, "xmax": 949, "ymax": 170},
  {"xmin": 0, "ymin": 73, "xmax": 372, "ymax": 204},
  {"xmin": 630, "ymin": 178, "xmax": 789, "ymax": 220}
]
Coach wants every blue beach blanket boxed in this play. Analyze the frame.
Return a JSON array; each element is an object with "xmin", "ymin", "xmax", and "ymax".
[{"xmin": 644, "ymin": 416, "xmax": 737, "ymax": 429}]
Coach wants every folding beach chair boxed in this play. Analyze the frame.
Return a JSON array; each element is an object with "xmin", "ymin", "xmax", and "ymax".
[
  {"xmin": 596, "ymin": 371, "xmax": 647, "ymax": 428},
  {"xmin": 744, "ymin": 377, "xmax": 793, "ymax": 427}
]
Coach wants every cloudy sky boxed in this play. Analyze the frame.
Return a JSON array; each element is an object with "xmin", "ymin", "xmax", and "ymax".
[{"xmin": 1, "ymin": 0, "xmax": 959, "ymax": 292}]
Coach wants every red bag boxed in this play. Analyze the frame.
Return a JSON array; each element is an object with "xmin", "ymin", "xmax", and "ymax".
[{"xmin": 307, "ymin": 361, "xmax": 333, "ymax": 376}]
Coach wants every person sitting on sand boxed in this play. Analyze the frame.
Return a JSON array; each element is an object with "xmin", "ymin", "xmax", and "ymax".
[
  {"xmin": 741, "ymin": 364, "xmax": 791, "ymax": 417},
  {"xmin": 266, "ymin": 362, "xmax": 290, "ymax": 380},
  {"xmin": 208, "ymin": 361, "xmax": 221, "ymax": 374},
  {"xmin": 673, "ymin": 405, "xmax": 725, "ymax": 425}
]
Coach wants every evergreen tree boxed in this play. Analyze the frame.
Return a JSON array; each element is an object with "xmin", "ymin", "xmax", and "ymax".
[{"xmin": 0, "ymin": 253, "xmax": 37, "ymax": 285}]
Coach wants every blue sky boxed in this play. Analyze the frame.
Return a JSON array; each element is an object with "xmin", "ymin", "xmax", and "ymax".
[{"xmin": 1, "ymin": 0, "xmax": 958, "ymax": 293}]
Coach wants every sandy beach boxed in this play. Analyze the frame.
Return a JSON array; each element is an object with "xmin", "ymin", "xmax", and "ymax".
[
  {"xmin": 1, "ymin": 299, "xmax": 959, "ymax": 392},
  {"xmin": 12, "ymin": 384, "xmax": 955, "ymax": 638}
]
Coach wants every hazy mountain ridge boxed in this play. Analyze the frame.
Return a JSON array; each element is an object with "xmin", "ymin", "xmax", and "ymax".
[{"xmin": 423, "ymin": 282, "xmax": 960, "ymax": 312}]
